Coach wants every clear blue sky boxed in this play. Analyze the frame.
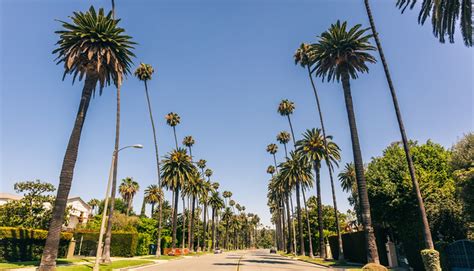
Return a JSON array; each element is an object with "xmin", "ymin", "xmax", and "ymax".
[{"xmin": 0, "ymin": 0, "xmax": 472, "ymax": 226}]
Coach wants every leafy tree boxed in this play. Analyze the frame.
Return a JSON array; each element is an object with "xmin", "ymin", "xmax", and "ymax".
[
  {"xmin": 119, "ymin": 177, "xmax": 140, "ymax": 216},
  {"xmin": 41, "ymin": 6, "xmax": 135, "ymax": 270},
  {"xmin": 312, "ymin": 20, "xmax": 379, "ymax": 264},
  {"xmin": 366, "ymin": 140, "xmax": 467, "ymax": 270},
  {"xmin": 396, "ymin": 0, "xmax": 472, "ymax": 47}
]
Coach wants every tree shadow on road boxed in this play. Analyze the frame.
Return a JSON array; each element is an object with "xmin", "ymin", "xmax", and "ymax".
[
  {"xmin": 242, "ymin": 259, "xmax": 291, "ymax": 265},
  {"xmin": 213, "ymin": 263, "xmax": 241, "ymax": 266}
]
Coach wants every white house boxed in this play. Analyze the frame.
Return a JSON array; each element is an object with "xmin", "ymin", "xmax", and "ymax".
[{"xmin": 0, "ymin": 193, "xmax": 92, "ymax": 229}]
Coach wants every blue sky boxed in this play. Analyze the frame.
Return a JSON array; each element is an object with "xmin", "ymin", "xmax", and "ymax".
[{"xmin": 0, "ymin": 0, "xmax": 472, "ymax": 226}]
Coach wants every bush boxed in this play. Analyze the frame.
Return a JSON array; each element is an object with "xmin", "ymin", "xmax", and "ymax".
[
  {"xmin": 421, "ymin": 249, "xmax": 441, "ymax": 271},
  {"xmin": 362, "ymin": 263, "xmax": 388, "ymax": 271},
  {"xmin": 0, "ymin": 227, "xmax": 72, "ymax": 262},
  {"xmin": 74, "ymin": 230, "xmax": 138, "ymax": 257}
]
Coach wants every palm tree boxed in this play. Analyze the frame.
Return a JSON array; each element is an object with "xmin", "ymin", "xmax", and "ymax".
[
  {"xmin": 365, "ymin": 0, "xmax": 436, "ymax": 253},
  {"xmin": 118, "ymin": 177, "xmax": 140, "ymax": 216},
  {"xmin": 266, "ymin": 143, "xmax": 279, "ymax": 170},
  {"xmin": 295, "ymin": 40, "xmax": 348, "ymax": 259},
  {"xmin": 223, "ymin": 191, "xmax": 232, "ymax": 207},
  {"xmin": 312, "ymin": 20, "xmax": 379, "ymax": 263},
  {"xmin": 267, "ymin": 165, "xmax": 276, "ymax": 176},
  {"xmin": 183, "ymin": 136, "xmax": 195, "ymax": 159},
  {"xmin": 222, "ymin": 207, "xmax": 233, "ymax": 249},
  {"xmin": 278, "ymin": 151, "xmax": 312, "ymax": 256},
  {"xmin": 296, "ymin": 128, "xmax": 342, "ymax": 259},
  {"xmin": 197, "ymin": 159, "xmax": 207, "ymax": 175},
  {"xmin": 40, "ymin": 7, "xmax": 135, "ymax": 270},
  {"xmin": 396, "ymin": 0, "xmax": 472, "ymax": 46},
  {"xmin": 338, "ymin": 163, "xmax": 361, "ymax": 223},
  {"xmin": 182, "ymin": 135, "xmax": 195, "ymax": 250},
  {"xmin": 144, "ymin": 184, "xmax": 163, "ymax": 216},
  {"xmin": 276, "ymin": 131, "xmax": 291, "ymax": 158},
  {"xmin": 165, "ymin": 112, "xmax": 181, "ymax": 148},
  {"xmin": 205, "ymin": 169, "xmax": 213, "ymax": 181},
  {"xmin": 200, "ymin": 180, "xmax": 212, "ymax": 251},
  {"xmin": 277, "ymin": 99, "xmax": 306, "ymax": 256},
  {"xmin": 134, "ymin": 62, "xmax": 165, "ymax": 256},
  {"xmin": 88, "ymin": 199, "xmax": 100, "ymax": 215},
  {"xmin": 183, "ymin": 172, "xmax": 204, "ymax": 251},
  {"xmin": 161, "ymin": 148, "xmax": 195, "ymax": 250},
  {"xmin": 208, "ymin": 191, "xmax": 224, "ymax": 251}
]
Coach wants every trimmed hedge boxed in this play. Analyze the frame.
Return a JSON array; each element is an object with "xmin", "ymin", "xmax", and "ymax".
[
  {"xmin": 0, "ymin": 227, "xmax": 72, "ymax": 262},
  {"xmin": 362, "ymin": 263, "xmax": 388, "ymax": 271},
  {"xmin": 421, "ymin": 249, "xmax": 441, "ymax": 271},
  {"xmin": 74, "ymin": 230, "xmax": 138, "ymax": 257},
  {"xmin": 328, "ymin": 228, "xmax": 389, "ymax": 266}
]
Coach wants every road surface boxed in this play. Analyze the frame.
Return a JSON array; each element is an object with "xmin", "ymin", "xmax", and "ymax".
[{"xmin": 136, "ymin": 249, "xmax": 327, "ymax": 271}]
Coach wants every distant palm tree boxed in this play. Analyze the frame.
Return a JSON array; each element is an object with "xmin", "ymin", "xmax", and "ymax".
[
  {"xmin": 205, "ymin": 169, "xmax": 213, "ymax": 181},
  {"xmin": 182, "ymin": 135, "xmax": 195, "ymax": 250},
  {"xmin": 134, "ymin": 62, "xmax": 165, "ymax": 256},
  {"xmin": 200, "ymin": 180, "xmax": 212, "ymax": 251},
  {"xmin": 365, "ymin": 0, "xmax": 436, "ymax": 253},
  {"xmin": 223, "ymin": 191, "xmax": 232, "ymax": 207},
  {"xmin": 338, "ymin": 163, "xmax": 361, "ymax": 223},
  {"xmin": 183, "ymin": 136, "xmax": 195, "ymax": 159},
  {"xmin": 144, "ymin": 184, "xmax": 163, "ymax": 216},
  {"xmin": 183, "ymin": 172, "xmax": 204, "ymax": 251},
  {"xmin": 276, "ymin": 131, "xmax": 291, "ymax": 158},
  {"xmin": 266, "ymin": 143, "xmax": 279, "ymax": 170},
  {"xmin": 312, "ymin": 20, "xmax": 379, "ymax": 263},
  {"xmin": 222, "ymin": 207, "xmax": 233, "ymax": 249},
  {"xmin": 208, "ymin": 191, "xmax": 224, "ymax": 251},
  {"xmin": 396, "ymin": 0, "xmax": 472, "ymax": 46},
  {"xmin": 296, "ymin": 128, "xmax": 341, "ymax": 259},
  {"xmin": 88, "ymin": 199, "xmax": 100, "ymax": 215},
  {"xmin": 161, "ymin": 148, "xmax": 195, "ymax": 250},
  {"xmin": 267, "ymin": 165, "xmax": 276, "ymax": 176},
  {"xmin": 197, "ymin": 159, "xmax": 207, "ymax": 175},
  {"xmin": 165, "ymin": 112, "xmax": 181, "ymax": 148},
  {"xmin": 40, "ymin": 7, "xmax": 135, "ymax": 270},
  {"xmin": 119, "ymin": 177, "xmax": 140, "ymax": 216}
]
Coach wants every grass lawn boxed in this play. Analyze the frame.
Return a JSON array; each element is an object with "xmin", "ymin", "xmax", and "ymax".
[
  {"xmin": 0, "ymin": 258, "xmax": 85, "ymax": 270},
  {"xmin": 277, "ymin": 252, "xmax": 364, "ymax": 270},
  {"xmin": 56, "ymin": 260, "xmax": 152, "ymax": 271},
  {"xmin": 141, "ymin": 255, "xmax": 182, "ymax": 260}
]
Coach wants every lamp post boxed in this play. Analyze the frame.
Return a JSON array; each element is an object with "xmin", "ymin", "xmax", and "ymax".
[{"xmin": 93, "ymin": 144, "xmax": 143, "ymax": 271}]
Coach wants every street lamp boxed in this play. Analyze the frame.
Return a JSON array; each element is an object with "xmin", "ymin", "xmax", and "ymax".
[{"xmin": 93, "ymin": 144, "xmax": 143, "ymax": 271}]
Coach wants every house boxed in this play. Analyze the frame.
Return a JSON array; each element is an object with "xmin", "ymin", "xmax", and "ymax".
[{"xmin": 0, "ymin": 193, "xmax": 92, "ymax": 229}]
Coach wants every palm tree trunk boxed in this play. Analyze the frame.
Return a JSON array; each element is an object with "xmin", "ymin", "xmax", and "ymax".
[
  {"xmin": 151, "ymin": 202, "xmax": 155, "ymax": 217},
  {"xmin": 203, "ymin": 202, "xmax": 208, "ymax": 251},
  {"xmin": 140, "ymin": 198, "xmax": 146, "ymax": 217},
  {"xmin": 142, "ymin": 80, "xmax": 164, "ymax": 257},
  {"xmin": 173, "ymin": 126, "xmax": 178, "ymax": 149},
  {"xmin": 272, "ymin": 154, "xmax": 279, "ymax": 172},
  {"xmin": 285, "ymin": 195, "xmax": 293, "ymax": 254},
  {"xmin": 190, "ymin": 196, "xmax": 196, "ymax": 251},
  {"xmin": 295, "ymin": 182, "xmax": 305, "ymax": 256},
  {"xmin": 182, "ymin": 197, "xmax": 186, "ymax": 251},
  {"xmin": 280, "ymin": 199, "xmax": 287, "ymax": 251},
  {"xmin": 102, "ymin": 84, "xmax": 121, "ymax": 263},
  {"xmin": 341, "ymin": 72, "xmax": 379, "ymax": 263},
  {"xmin": 314, "ymin": 163, "xmax": 326, "ymax": 259},
  {"xmin": 307, "ymin": 63, "xmax": 344, "ymax": 260},
  {"xmin": 302, "ymin": 188, "xmax": 313, "ymax": 258},
  {"xmin": 39, "ymin": 74, "xmax": 97, "ymax": 271},
  {"xmin": 364, "ymin": 0, "xmax": 434, "ymax": 250},
  {"xmin": 289, "ymin": 194, "xmax": 297, "ymax": 255},
  {"xmin": 211, "ymin": 208, "xmax": 216, "ymax": 250},
  {"xmin": 187, "ymin": 196, "xmax": 192, "ymax": 250},
  {"xmin": 172, "ymin": 189, "xmax": 179, "ymax": 249}
]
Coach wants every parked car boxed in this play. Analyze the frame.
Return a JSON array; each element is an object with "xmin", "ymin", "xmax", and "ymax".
[
  {"xmin": 214, "ymin": 248, "xmax": 222, "ymax": 254},
  {"xmin": 270, "ymin": 247, "xmax": 277, "ymax": 254}
]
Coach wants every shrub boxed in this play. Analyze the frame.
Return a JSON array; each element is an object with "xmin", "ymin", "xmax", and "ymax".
[
  {"xmin": 0, "ymin": 227, "xmax": 72, "ymax": 262},
  {"xmin": 362, "ymin": 263, "xmax": 388, "ymax": 271},
  {"xmin": 74, "ymin": 230, "xmax": 138, "ymax": 257},
  {"xmin": 421, "ymin": 249, "xmax": 441, "ymax": 271}
]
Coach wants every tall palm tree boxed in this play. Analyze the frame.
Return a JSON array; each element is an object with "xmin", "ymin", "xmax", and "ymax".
[
  {"xmin": 40, "ymin": 7, "xmax": 135, "ymax": 270},
  {"xmin": 144, "ymin": 184, "xmax": 163, "ymax": 216},
  {"xmin": 208, "ymin": 191, "xmax": 224, "ymax": 251},
  {"xmin": 183, "ymin": 172, "xmax": 204, "ymax": 251},
  {"xmin": 200, "ymin": 180, "xmax": 212, "ymax": 251},
  {"xmin": 277, "ymin": 99, "xmax": 306, "ymax": 256},
  {"xmin": 197, "ymin": 159, "xmax": 206, "ymax": 175},
  {"xmin": 161, "ymin": 148, "xmax": 195, "ymax": 250},
  {"xmin": 296, "ymin": 128, "xmax": 342, "ymax": 259},
  {"xmin": 182, "ymin": 135, "xmax": 195, "ymax": 250},
  {"xmin": 295, "ymin": 42, "xmax": 346, "ymax": 260},
  {"xmin": 266, "ymin": 143, "xmax": 279, "ymax": 170},
  {"xmin": 223, "ymin": 191, "xmax": 232, "ymax": 207},
  {"xmin": 365, "ymin": 0, "xmax": 436, "ymax": 253},
  {"xmin": 119, "ymin": 177, "xmax": 140, "ymax": 216},
  {"xmin": 87, "ymin": 199, "xmax": 100, "ymax": 215},
  {"xmin": 134, "ymin": 62, "xmax": 165, "ymax": 256},
  {"xmin": 165, "ymin": 112, "xmax": 181, "ymax": 148},
  {"xmin": 267, "ymin": 165, "xmax": 276, "ymax": 176},
  {"xmin": 338, "ymin": 163, "xmax": 361, "ymax": 223},
  {"xmin": 396, "ymin": 0, "xmax": 472, "ymax": 47},
  {"xmin": 205, "ymin": 169, "xmax": 213, "ymax": 181},
  {"xmin": 222, "ymin": 207, "xmax": 233, "ymax": 249},
  {"xmin": 312, "ymin": 20, "xmax": 379, "ymax": 263},
  {"xmin": 276, "ymin": 131, "xmax": 291, "ymax": 158},
  {"xmin": 277, "ymin": 152, "xmax": 312, "ymax": 256},
  {"xmin": 183, "ymin": 136, "xmax": 195, "ymax": 159}
]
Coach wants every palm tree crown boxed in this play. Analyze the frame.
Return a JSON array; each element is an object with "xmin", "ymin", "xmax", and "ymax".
[
  {"xmin": 134, "ymin": 63, "xmax": 154, "ymax": 81},
  {"xmin": 267, "ymin": 165, "xmax": 276, "ymax": 175},
  {"xmin": 183, "ymin": 136, "xmax": 195, "ymax": 148},
  {"xmin": 276, "ymin": 131, "xmax": 291, "ymax": 145},
  {"xmin": 338, "ymin": 163, "xmax": 356, "ymax": 192},
  {"xmin": 296, "ymin": 128, "xmax": 341, "ymax": 168},
  {"xmin": 294, "ymin": 43, "xmax": 315, "ymax": 67},
  {"xmin": 277, "ymin": 151, "xmax": 313, "ymax": 190},
  {"xmin": 165, "ymin": 112, "xmax": 181, "ymax": 127},
  {"xmin": 53, "ymin": 6, "xmax": 135, "ymax": 89},
  {"xmin": 205, "ymin": 169, "xmax": 213, "ymax": 179},
  {"xmin": 277, "ymin": 99, "xmax": 295, "ymax": 116},
  {"xmin": 161, "ymin": 148, "xmax": 195, "ymax": 191},
  {"xmin": 312, "ymin": 20, "xmax": 376, "ymax": 82},
  {"xmin": 144, "ymin": 184, "xmax": 163, "ymax": 206},
  {"xmin": 197, "ymin": 159, "xmax": 207, "ymax": 170},
  {"xmin": 266, "ymin": 143, "xmax": 278, "ymax": 155}
]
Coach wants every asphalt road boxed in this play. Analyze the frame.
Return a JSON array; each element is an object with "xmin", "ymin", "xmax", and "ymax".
[{"xmin": 136, "ymin": 249, "xmax": 327, "ymax": 271}]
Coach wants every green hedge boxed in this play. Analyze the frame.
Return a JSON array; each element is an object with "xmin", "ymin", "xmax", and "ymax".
[
  {"xmin": 328, "ymin": 228, "xmax": 389, "ymax": 266},
  {"xmin": 74, "ymin": 230, "xmax": 138, "ymax": 257},
  {"xmin": 0, "ymin": 227, "xmax": 72, "ymax": 262}
]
